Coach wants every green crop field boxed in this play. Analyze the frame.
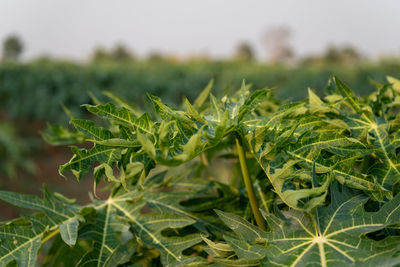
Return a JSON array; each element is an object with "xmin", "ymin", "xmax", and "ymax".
[{"xmin": 2, "ymin": 60, "xmax": 400, "ymax": 123}]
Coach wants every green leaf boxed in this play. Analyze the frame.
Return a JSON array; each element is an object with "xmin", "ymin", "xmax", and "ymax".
[
  {"xmin": 249, "ymin": 91, "xmax": 395, "ymax": 203},
  {"xmin": 0, "ymin": 217, "xmax": 44, "ymax": 266},
  {"xmin": 260, "ymin": 183, "xmax": 400, "ymax": 266},
  {"xmin": 142, "ymin": 190, "xmax": 231, "ymax": 236},
  {"xmin": 237, "ymin": 89, "xmax": 268, "ymax": 122},
  {"xmin": 102, "ymin": 90, "xmax": 142, "ymax": 116},
  {"xmin": 59, "ymin": 219, "xmax": 80, "ymax": 246},
  {"xmin": 334, "ymin": 76, "xmax": 361, "ymax": 113},
  {"xmin": 173, "ymin": 126, "xmax": 205, "ymax": 162},
  {"xmin": 41, "ymin": 124, "xmax": 85, "ymax": 145},
  {"xmin": 59, "ymin": 145, "xmax": 120, "ymax": 180},
  {"xmin": 137, "ymin": 131, "xmax": 156, "ymax": 158},
  {"xmin": 211, "ymin": 184, "xmax": 400, "ymax": 266},
  {"xmin": 387, "ymin": 76, "xmax": 400, "ymax": 92},
  {"xmin": 147, "ymin": 94, "xmax": 183, "ymax": 121},
  {"xmin": 193, "ymin": 79, "xmax": 213, "ymax": 109},
  {"xmin": 42, "ymin": 234, "xmax": 86, "ymax": 266},
  {"xmin": 77, "ymin": 202, "xmax": 129, "ymax": 266},
  {"xmin": 0, "ymin": 187, "xmax": 82, "ymax": 246},
  {"xmin": 366, "ymin": 122, "xmax": 400, "ymax": 190},
  {"xmin": 104, "ymin": 239, "xmax": 137, "ymax": 267},
  {"xmin": 215, "ymin": 210, "xmax": 267, "ymax": 243},
  {"xmin": 264, "ymin": 160, "xmax": 332, "ymax": 211},
  {"xmin": 111, "ymin": 197, "xmax": 202, "ymax": 266},
  {"xmin": 308, "ymin": 88, "xmax": 323, "ymax": 106},
  {"xmin": 213, "ymin": 258, "xmax": 261, "ymax": 266},
  {"xmin": 224, "ymin": 234, "xmax": 267, "ymax": 260},
  {"xmin": 185, "ymin": 98, "xmax": 205, "ymax": 123},
  {"xmin": 0, "ymin": 189, "xmax": 83, "ymax": 266},
  {"xmin": 344, "ymin": 114, "xmax": 400, "ymax": 192},
  {"xmin": 71, "ymin": 119, "xmax": 114, "ymax": 141},
  {"xmin": 84, "ymin": 103, "xmax": 153, "ymax": 134},
  {"xmin": 201, "ymin": 234, "xmax": 234, "ymax": 258}
]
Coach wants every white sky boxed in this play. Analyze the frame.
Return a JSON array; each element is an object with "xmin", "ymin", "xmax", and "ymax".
[{"xmin": 1, "ymin": 0, "xmax": 400, "ymax": 60}]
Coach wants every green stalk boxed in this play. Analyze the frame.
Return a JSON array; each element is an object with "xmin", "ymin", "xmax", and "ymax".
[
  {"xmin": 41, "ymin": 228, "xmax": 59, "ymax": 244},
  {"xmin": 235, "ymin": 136, "xmax": 266, "ymax": 231},
  {"xmin": 200, "ymin": 152, "xmax": 214, "ymax": 180}
]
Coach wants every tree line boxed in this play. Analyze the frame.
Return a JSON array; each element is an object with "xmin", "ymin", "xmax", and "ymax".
[{"xmin": 1, "ymin": 29, "xmax": 367, "ymax": 65}]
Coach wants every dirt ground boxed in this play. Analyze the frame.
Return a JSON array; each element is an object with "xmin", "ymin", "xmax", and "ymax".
[{"xmin": 0, "ymin": 119, "xmax": 108, "ymax": 221}]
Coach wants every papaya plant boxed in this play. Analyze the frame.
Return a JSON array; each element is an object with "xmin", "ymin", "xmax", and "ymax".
[{"xmin": 1, "ymin": 76, "xmax": 400, "ymax": 266}]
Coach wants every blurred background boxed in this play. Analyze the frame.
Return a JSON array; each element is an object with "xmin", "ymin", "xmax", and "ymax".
[{"xmin": 1, "ymin": 0, "xmax": 400, "ymax": 219}]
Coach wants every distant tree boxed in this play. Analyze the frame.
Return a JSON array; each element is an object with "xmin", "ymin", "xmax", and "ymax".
[
  {"xmin": 2, "ymin": 34, "xmax": 24, "ymax": 61},
  {"xmin": 111, "ymin": 44, "xmax": 134, "ymax": 62},
  {"xmin": 323, "ymin": 44, "xmax": 362, "ymax": 64},
  {"xmin": 92, "ymin": 47, "xmax": 110, "ymax": 62},
  {"xmin": 234, "ymin": 42, "xmax": 255, "ymax": 61},
  {"xmin": 261, "ymin": 26, "xmax": 294, "ymax": 63},
  {"xmin": 301, "ymin": 44, "xmax": 362, "ymax": 66},
  {"xmin": 341, "ymin": 45, "xmax": 362, "ymax": 62},
  {"xmin": 299, "ymin": 55, "xmax": 319, "ymax": 66},
  {"xmin": 148, "ymin": 51, "xmax": 164, "ymax": 62},
  {"xmin": 324, "ymin": 46, "xmax": 341, "ymax": 63},
  {"xmin": 186, "ymin": 53, "xmax": 211, "ymax": 63}
]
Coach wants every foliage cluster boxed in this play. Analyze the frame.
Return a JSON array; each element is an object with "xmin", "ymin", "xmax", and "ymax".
[
  {"xmin": 1, "ymin": 76, "xmax": 400, "ymax": 266},
  {"xmin": 2, "ymin": 61, "xmax": 400, "ymax": 123}
]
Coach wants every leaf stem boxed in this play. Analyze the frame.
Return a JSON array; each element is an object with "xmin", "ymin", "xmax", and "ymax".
[
  {"xmin": 41, "ymin": 228, "xmax": 60, "ymax": 244},
  {"xmin": 235, "ymin": 136, "xmax": 266, "ymax": 231},
  {"xmin": 200, "ymin": 152, "xmax": 209, "ymax": 167},
  {"xmin": 200, "ymin": 152, "xmax": 214, "ymax": 180},
  {"xmin": 229, "ymin": 168, "xmax": 239, "ymax": 187}
]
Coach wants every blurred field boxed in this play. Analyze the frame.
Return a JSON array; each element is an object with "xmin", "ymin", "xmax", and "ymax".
[{"xmin": 2, "ymin": 60, "xmax": 400, "ymax": 122}]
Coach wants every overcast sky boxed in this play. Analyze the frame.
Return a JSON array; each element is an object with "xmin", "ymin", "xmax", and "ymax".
[{"xmin": 1, "ymin": 0, "xmax": 400, "ymax": 61}]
